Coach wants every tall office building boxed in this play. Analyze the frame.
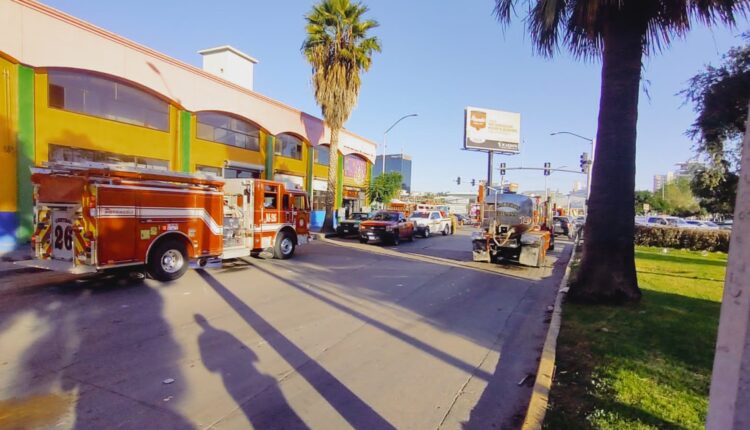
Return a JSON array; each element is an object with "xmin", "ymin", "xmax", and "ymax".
[{"xmin": 374, "ymin": 154, "xmax": 413, "ymax": 192}]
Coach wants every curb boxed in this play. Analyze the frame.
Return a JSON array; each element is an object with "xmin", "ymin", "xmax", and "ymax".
[{"xmin": 521, "ymin": 241, "xmax": 577, "ymax": 430}]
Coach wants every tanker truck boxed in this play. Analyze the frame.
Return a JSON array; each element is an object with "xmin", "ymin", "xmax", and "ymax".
[{"xmin": 471, "ymin": 186, "xmax": 553, "ymax": 268}]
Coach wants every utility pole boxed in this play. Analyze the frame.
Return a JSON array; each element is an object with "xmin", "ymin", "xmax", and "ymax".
[{"xmin": 487, "ymin": 151, "xmax": 494, "ymax": 195}]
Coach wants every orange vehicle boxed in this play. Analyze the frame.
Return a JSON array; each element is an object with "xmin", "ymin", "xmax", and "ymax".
[
  {"xmin": 471, "ymin": 187, "xmax": 552, "ymax": 267},
  {"xmin": 24, "ymin": 162, "xmax": 310, "ymax": 281}
]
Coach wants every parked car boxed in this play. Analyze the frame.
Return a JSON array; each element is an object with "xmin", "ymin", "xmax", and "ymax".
[
  {"xmin": 646, "ymin": 216, "xmax": 697, "ymax": 228},
  {"xmin": 336, "ymin": 212, "xmax": 371, "ymax": 237},
  {"xmin": 454, "ymin": 213, "xmax": 468, "ymax": 226},
  {"xmin": 716, "ymin": 220, "xmax": 733, "ymax": 231},
  {"xmin": 553, "ymin": 216, "xmax": 576, "ymax": 238},
  {"xmin": 685, "ymin": 220, "xmax": 720, "ymax": 230},
  {"xmin": 359, "ymin": 211, "xmax": 415, "ymax": 245},
  {"xmin": 635, "ymin": 216, "xmax": 650, "ymax": 226},
  {"xmin": 409, "ymin": 210, "xmax": 452, "ymax": 237}
]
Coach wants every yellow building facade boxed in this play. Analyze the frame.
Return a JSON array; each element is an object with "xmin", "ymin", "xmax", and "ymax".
[{"xmin": 0, "ymin": 0, "xmax": 377, "ymax": 250}]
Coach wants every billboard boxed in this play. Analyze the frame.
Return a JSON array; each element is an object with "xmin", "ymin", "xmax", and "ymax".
[{"xmin": 464, "ymin": 107, "xmax": 521, "ymax": 153}]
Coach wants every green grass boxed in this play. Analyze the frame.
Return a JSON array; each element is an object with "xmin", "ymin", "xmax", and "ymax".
[{"xmin": 543, "ymin": 246, "xmax": 727, "ymax": 430}]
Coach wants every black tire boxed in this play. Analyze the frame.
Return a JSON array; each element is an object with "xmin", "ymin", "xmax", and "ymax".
[
  {"xmin": 359, "ymin": 238, "xmax": 368, "ymax": 244},
  {"xmin": 274, "ymin": 231, "xmax": 296, "ymax": 259},
  {"xmin": 423, "ymin": 227, "xmax": 430, "ymax": 238},
  {"xmin": 407, "ymin": 230, "xmax": 415, "ymax": 242},
  {"xmin": 392, "ymin": 230, "xmax": 400, "ymax": 246},
  {"xmin": 442, "ymin": 225, "xmax": 449, "ymax": 236},
  {"xmin": 148, "ymin": 238, "xmax": 188, "ymax": 282}
]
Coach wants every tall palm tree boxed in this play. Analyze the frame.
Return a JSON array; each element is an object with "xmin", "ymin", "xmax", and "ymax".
[
  {"xmin": 494, "ymin": 0, "xmax": 747, "ymax": 303},
  {"xmin": 303, "ymin": 0, "xmax": 381, "ymax": 233}
]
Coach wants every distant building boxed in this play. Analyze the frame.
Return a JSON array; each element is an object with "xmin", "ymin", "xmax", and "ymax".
[
  {"xmin": 653, "ymin": 172, "xmax": 674, "ymax": 193},
  {"xmin": 374, "ymin": 154, "xmax": 412, "ymax": 192}
]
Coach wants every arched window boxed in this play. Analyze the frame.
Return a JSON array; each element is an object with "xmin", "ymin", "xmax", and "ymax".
[
  {"xmin": 275, "ymin": 133, "xmax": 303, "ymax": 160},
  {"xmin": 314, "ymin": 144, "xmax": 330, "ymax": 166},
  {"xmin": 48, "ymin": 69, "xmax": 169, "ymax": 131},
  {"xmin": 196, "ymin": 111, "xmax": 260, "ymax": 151},
  {"xmin": 343, "ymin": 154, "xmax": 367, "ymax": 183}
]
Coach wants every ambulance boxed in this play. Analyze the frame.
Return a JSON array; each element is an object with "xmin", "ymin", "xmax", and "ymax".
[{"xmin": 25, "ymin": 162, "xmax": 311, "ymax": 281}]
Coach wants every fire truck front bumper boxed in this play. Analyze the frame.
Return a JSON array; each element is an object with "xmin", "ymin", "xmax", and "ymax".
[{"xmin": 15, "ymin": 258, "xmax": 98, "ymax": 274}]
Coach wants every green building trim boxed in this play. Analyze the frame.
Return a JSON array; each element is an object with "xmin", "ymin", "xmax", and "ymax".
[{"xmin": 16, "ymin": 65, "xmax": 35, "ymax": 242}]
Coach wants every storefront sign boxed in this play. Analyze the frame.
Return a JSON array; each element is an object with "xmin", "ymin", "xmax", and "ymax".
[
  {"xmin": 344, "ymin": 155, "xmax": 367, "ymax": 184},
  {"xmin": 464, "ymin": 107, "xmax": 521, "ymax": 153}
]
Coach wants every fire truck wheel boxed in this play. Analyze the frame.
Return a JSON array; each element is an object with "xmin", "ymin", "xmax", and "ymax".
[
  {"xmin": 274, "ymin": 231, "xmax": 295, "ymax": 259},
  {"xmin": 148, "ymin": 239, "xmax": 188, "ymax": 281}
]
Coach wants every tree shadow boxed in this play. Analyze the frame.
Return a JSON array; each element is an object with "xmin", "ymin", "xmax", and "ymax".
[
  {"xmin": 194, "ymin": 313, "xmax": 309, "ymax": 429},
  {"xmin": 2, "ymin": 272, "xmax": 194, "ymax": 429},
  {"xmin": 195, "ymin": 269, "xmax": 396, "ymax": 430},
  {"xmin": 635, "ymin": 250, "xmax": 727, "ymax": 268}
]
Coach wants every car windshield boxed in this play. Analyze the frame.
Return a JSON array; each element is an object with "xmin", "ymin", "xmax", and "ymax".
[
  {"xmin": 371, "ymin": 212, "xmax": 398, "ymax": 221},
  {"xmin": 704, "ymin": 221, "xmax": 718, "ymax": 227},
  {"xmin": 350, "ymin": 213, "xmax": 369, "ymax": 220},
  {"xmin": 411, "ymin": 212, "xmax": 430, "ymax": 218},
  {"xmin": 668, "ymin": 218, "xmax": 687, "ymax": 225}
]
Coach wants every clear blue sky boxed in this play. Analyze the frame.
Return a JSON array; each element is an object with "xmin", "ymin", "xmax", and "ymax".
[{"xmin": 44, "ymin": 0, "xmax": 747, "ymax": 194}]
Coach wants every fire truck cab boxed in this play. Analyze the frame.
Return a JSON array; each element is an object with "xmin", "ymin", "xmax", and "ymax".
[{"xmin": 24, "ymin": 162, "xmax": 310, "ymax": 281}]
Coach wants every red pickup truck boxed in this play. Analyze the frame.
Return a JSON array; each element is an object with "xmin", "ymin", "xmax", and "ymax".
[{"xmin": 359, "ymin": 211, "xmax": 415, "ymax": 245}]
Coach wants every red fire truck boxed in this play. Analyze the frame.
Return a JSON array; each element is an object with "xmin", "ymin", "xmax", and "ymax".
[{"xmin": 24, "ymin": 162, "xmax": 311, "ymax": 281}]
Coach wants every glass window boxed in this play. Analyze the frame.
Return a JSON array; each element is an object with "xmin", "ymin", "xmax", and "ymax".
[
  {"xmin": 49, "ymin": 144, "xmax": 168, "ymax": 170},
  {"xmin": 48, "ymin": 69, "xmax": 169, "ymax": 131},
  {"xmin": 263, "ymin": 193, "xmax": 277, "ymax": 209},
  {"xmin": 224, "ymin": 168, "xmax": 260, "ymax": 179},
  {"xmin": 196, "ymin": 165, "xmax": 223, "ymax": 177},
  {"xmin": 275, "ymin": 134, "xmax": 303, "ymax": 160},
  {"xmin": 293, "ymin": 195, "xmax": 308, "ymax": 210},
  {"xmin": 196, "ymin": 112, "xmax": 260, "ymax": 151},
  {"xmin": 282, "ymin": 195, "xmax": 290, "ymax": 210},
  {"xmin": 312, "ymin": 190, "xmax": 332, "ymax": 211},
  {"xmin": 315, "ymin": 145, "xmax": 330, "ymax": 166}
]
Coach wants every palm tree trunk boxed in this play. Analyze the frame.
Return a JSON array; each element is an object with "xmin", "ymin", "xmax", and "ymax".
[
  {"xmin": 568, "ymin": 17, "xmax": 644, "ymax": 303},
  {"xmin": 321, "ymin": 129, "xmax": 339, "ymax": 233}
]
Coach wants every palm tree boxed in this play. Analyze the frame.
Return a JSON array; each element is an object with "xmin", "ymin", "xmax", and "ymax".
[
  {"xmin": 303, "ymin": 0, "xmax": 381, "ymax": 233},
  {"xmin": 494, "ymin": 0, "xmax": 747, "ymax": 303}
]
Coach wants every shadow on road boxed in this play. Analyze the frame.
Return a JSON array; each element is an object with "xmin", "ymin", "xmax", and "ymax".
[
  {"xmin": 196, "ymin": 269, "xmax": 396, "ymax": 430},
  {"xmin": 194, "ymin": 313, "xmax": 309, "ymax": 429},
  {"xmin": 0, "ymin": 273, "xmax": 193, "ymax": 429}
]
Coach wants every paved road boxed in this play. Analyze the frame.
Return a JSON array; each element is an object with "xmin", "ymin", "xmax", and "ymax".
[{"xmin": 0, "ymin": 228, "xmax": 571, "ymax": 429}]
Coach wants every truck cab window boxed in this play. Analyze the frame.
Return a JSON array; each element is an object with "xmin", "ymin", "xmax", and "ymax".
[
  {"xmin": 264, "ymin": 193, "xmax": 277, "ymax": 209},
  {"xmin": 282, "ymin": 195, "xmax": 290, "ymax": 210}
]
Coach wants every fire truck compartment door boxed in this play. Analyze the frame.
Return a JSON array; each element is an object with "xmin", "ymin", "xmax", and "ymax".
[{"xmin": 51, "ymin": 209, "xmax": 75, "ymax": 261}]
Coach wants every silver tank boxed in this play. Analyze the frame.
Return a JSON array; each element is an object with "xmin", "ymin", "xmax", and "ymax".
[{"xmin": 482, "ymin": 192, "xmax": 534, "ymax": 234}]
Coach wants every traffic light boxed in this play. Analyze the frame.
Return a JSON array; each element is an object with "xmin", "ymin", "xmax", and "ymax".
[
  {"xmin": 456, "ymin": 176, "xmax": 461, "ymax": 185},
  {"xmin": 499, "ymin": 162, "xmax": 506, "ymax": 176},
  {"xmin": 471, "ymin": 179, "xmax": 476, "ymax": 187},
  {"xmin": 580, "ymin": 152, "xmax": 590, "ymax": 173},
  {"xmin": 544, "ymin": 162, "xmax": 551, "ymax": 176}
]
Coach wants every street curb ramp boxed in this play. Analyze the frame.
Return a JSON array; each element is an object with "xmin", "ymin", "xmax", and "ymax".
[{"xmin": 521, "ymin": 241, "xmax": 576, "ymax": 430}]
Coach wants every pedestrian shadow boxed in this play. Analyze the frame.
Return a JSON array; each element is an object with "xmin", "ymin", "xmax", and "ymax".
[
  {"xmin": 196, "ymin": 270, "xmax": 396, "ymax": 430},
  {"xmin": 194, "ymin": 313, "xmax": 309, "ymax": 429}
]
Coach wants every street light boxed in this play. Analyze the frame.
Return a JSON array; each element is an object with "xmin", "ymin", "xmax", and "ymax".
[
  {"xmin": 383, "ymin": 113, "xmax": 418, "ymax": 175},
  {"xmin": 550, "ymin": 131, "xmax": 595, "ymax": 215}
]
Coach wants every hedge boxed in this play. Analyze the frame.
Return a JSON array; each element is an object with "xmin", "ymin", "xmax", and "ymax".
[{"xmin": 634, "ymin": 225, "xmax": 731, "ymax": 252}]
